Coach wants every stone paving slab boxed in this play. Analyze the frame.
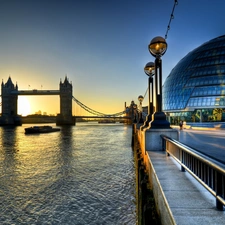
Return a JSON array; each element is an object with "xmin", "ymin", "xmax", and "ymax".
[{"xmin": 147, "ymin": 150, "xmax": 225, "ymax": 225}]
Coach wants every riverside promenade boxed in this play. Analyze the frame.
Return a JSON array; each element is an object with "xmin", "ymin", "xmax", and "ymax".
[{"xmin": 137, "ymin": 126, "xmax": 225, "ymax": 225}]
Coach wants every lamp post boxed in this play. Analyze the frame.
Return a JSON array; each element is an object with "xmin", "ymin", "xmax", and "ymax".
[
  {"xmin": 138, "ymin": 95, "xmax": 144, "ymax": 124},
  {"xmin": 148, "ymin": 36, "xmax": 170, "ymax": 128},
  {"xmin": 132, "ymin": 102, "xmax": 137, "ymax": 123},
  {"xmin": 141, "ymin": 62, "xmax": 155, "ymax": 130},
  {"xmin": 131, "ymin": 101, "xmax": 138, "ymax": 147}
]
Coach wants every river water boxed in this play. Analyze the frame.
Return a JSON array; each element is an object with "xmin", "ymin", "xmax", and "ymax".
[{"xmin": 0, "ymin": 122, "xmax": 137, "ymax": 225}]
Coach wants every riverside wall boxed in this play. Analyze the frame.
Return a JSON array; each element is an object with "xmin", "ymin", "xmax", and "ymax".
[
  {"xmin": 133, "ymin": 125, "xmax": 176, "ymax": 225},
  {"xmin": 133, "ymin": 129, "xmax": 161, "ymax": 225}
]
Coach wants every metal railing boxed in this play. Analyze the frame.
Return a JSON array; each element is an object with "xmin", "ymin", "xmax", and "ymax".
[{"xmin": 161, "ymin": 134, "xmax": 225, "ymax": 210}]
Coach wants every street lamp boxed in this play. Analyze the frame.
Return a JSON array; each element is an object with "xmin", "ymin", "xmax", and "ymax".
[
  {"xmin": 141, "ymin": 62, "xmax": 155, "ymax": 130},
  {"xmin": 132, "ymin": 102, "xmax": 137, "ymax": 123},
  {"xmin": 138, "ymin": 95, "xmax": 144, "ymax": 124},
  {"xmin": 148, "ymin": 36, "xmax": 170, "ymax": 128}
]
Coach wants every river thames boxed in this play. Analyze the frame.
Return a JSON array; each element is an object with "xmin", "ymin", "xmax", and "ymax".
[{"xmin": 0, "ymin": 123, "xmax": 137, "ymax": 225}]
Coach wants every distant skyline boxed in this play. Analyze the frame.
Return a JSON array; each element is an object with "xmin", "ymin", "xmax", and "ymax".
[{"xmin": 1, "ymin": 0, "xmax": 225, "ymax": 116}]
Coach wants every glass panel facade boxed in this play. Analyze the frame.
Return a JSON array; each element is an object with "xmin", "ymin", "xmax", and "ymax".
[
  {"xmin": 163, "ymin": 35, "xmax": 225, "ymax": 122},
  {"xmin": 186, "ymin": 75, "xmax": 225, "ymax": 87},
  {"xmin": 168, "ymin": 108, "xmax": 225, "ymax": 124},
  {"xmin": 187, "ymin": 97, "xmax": 225, "ymax": 107},
  {"xmin": 191, "ymin": 86, "xmax": 225, "ymax": 97}
]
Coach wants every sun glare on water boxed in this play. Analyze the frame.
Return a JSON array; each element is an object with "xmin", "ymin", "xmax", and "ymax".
[{"xmin": 18, "ymin": 96, "xmax": 31, "ymax": 116}]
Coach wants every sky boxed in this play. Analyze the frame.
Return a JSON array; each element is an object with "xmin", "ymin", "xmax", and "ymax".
[{"xmin": 0, "ymin": 0, "xmax": 225, "ymax": 116}]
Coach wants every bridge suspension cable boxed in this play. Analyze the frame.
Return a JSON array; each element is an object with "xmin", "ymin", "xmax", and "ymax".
[{"xmin": 72, "ymin": 96, "xmax": 128, "ymax": 117}]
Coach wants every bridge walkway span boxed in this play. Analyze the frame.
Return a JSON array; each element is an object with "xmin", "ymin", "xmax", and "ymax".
[{"xmin": 11, "ymin": 90, "xmax": 60, "ymax": 95}]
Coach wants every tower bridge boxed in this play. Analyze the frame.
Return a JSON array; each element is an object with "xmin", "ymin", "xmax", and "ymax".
[
  {"xmin": 0, "ymin": 76, "xmax": 133, "ymax": 126},
  {"xmin": 0, "ymin": 76, "xmax": 74, "ymax": 125}
]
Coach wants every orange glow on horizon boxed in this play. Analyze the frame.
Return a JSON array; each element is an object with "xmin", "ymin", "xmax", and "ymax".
[
  {"xmin": 19, "ymin": 96, "xmax": 59, "ymax": 116},
  {"xmin": 18, "ymin": 96, "xmax": 31, "ymax": 116}
]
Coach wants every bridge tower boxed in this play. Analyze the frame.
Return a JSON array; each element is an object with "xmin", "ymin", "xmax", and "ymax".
[
  {"xmin": 1, "ymin": 77, "xmax": 21, "ymax": 125},
  {"xmin": 56, "ymin": 76, "xmax": 75, "ymax": 125}
]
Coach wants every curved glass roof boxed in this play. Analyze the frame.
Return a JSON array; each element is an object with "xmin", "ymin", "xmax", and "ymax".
[{"xmin": 163, "ymin": 35, "xmax": 225, "ymax": 111}]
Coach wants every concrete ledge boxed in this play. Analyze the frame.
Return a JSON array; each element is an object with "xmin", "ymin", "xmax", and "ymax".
[
  {"xmin": 146, "ymin": 151, "xmax": 225, "ymax": 225},
  {"xmin": 144, "ymin": 151, "xmax": 176, "ymax": 225},
  {"xmin": 145, "ymin": 128, "xmax": 179, "ymax": 151}
]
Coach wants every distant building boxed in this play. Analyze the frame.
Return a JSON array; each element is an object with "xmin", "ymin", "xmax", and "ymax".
[
  {"xmin": 163, "ymin": 35, "xmax": 225, "ymax": 124},
  {"xmin": 35, "ymin": 110, "xmax": 42, "ymax": 115}
]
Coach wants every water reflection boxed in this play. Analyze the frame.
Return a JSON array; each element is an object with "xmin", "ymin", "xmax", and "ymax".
[
  {"xmin": 0, "ymin": 127, "xmax": 19, "ymax": 176},
  {"xmin": 1, "ymin": 126, "xmax": 18, "ymax": 152},
  {"xmin": 0, "ymin": 124, "xmax": 136, "ymax": 224},
  {"xmin": 58, "ymin": 126, "xmax": 75, "ymax": 179}
]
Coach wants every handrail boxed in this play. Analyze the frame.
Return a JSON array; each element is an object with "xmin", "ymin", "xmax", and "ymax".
[{"xmin": 161, "ymin": 134, "xmax": 225, "ymax": 210}]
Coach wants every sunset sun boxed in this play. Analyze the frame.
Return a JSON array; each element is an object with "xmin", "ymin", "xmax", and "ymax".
[{"xmin": 18, "ymin": 96, "xmax": 31, "ymax": 116}]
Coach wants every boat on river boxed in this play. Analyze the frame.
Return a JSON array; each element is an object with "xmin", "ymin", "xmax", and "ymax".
[
  {"xmin": 25, "ymin": 125, "xmax": 60, "ymax": 134},
  {"xmin": 98, "ymin": 120, "xmax": 116, "ymax": 124}
]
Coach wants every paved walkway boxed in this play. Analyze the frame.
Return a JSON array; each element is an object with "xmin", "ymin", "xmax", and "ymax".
[
  {"xmin": 147, "ymin": 127, "xmax": 225, "ymax": 224},
  {"xmin": 148, "ymin": 150, "xmax": 225, "ymax": 225}
]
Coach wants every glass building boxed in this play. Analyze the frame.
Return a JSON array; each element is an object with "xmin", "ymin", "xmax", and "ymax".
[{"xmin": 163, "ymin": 35, "xmax": 225, "ymax": 124}]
